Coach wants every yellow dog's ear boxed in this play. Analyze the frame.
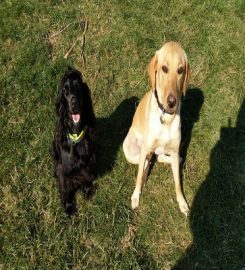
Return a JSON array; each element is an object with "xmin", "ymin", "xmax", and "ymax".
[
  {"xmin": 183, "ymin": 59, "xmax": 191, "ymax": 96},
  {"xmin": 148, "ymin": 53, "xmax": 158, "ymax": 90}
]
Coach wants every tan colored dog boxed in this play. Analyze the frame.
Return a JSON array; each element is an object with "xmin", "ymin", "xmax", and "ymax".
[{"xmin": 123, "ymin": 41, "xmax": 190, "ymax": 215}]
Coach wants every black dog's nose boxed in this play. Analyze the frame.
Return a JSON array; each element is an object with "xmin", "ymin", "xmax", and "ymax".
[{"xmin": 167, "ymin": 94, "xmax": 176, "ymax": 108}]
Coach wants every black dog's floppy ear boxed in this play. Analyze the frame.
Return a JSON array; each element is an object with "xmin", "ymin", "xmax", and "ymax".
[{"xmin": 55, "ymin": 70, "xmax": 70, "ymax": 118}]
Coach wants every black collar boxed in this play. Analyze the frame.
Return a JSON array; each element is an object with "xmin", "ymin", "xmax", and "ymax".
[
  {"xmin": 154, "ymin": 88, "xmax": 165, "ymax": 115},
  {"xmin": 154, "ymin": 89, "xmax": 166, "ymax": 124},
  {"xmin": 154, "ymin": 69, "xmax": 166, "ymax": 124}
]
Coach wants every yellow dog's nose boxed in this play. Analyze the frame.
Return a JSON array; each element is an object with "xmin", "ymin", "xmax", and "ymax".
[{"xmin": 167, "ymin": 94, "xmax": 176, "ymax": 108}]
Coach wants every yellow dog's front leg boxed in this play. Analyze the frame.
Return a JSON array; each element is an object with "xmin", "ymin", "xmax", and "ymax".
[
  {"xmin": 171, "ymin": 151, "xmax": 189, "ymax": 216},
  {"xmin": 131, "ymin": 145, "xmax": 150, "ymax": 209}
]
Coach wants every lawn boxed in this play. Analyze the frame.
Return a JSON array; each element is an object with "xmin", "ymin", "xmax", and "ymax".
[{"xmin": 0, "ymin": 0, "xmax": 244, "ymax": 269}]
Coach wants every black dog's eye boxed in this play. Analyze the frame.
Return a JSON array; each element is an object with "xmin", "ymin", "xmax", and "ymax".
[
  {"xmin": 64, "ymin": 85, "xmax": 69, "ymax": 96},
  {"xmin": 177, "ymin": 66, "xmax": 184, "ymax": 75},
  {"xmin": 162, "ymin": 65, "xmax": 168, "ymax": 73},
  {"xmin": 74, "ymin": 80, "xmax": 79, "ymax": 88}
]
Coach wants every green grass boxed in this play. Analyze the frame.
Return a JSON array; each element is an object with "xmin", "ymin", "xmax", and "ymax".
[{"xmin": 0, "ymin": 0, "xmax": 244, "ymax": 269}]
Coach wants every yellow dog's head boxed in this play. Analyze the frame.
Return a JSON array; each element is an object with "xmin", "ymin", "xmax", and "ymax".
[{"xmin": 148, "ymin": 41, "xmax": 191, "ymax": 114}]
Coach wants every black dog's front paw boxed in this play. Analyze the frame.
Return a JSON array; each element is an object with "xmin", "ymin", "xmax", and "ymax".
[
  {"xmin": 82, "ymin": 182, "xmax": 97, "ymax": 199},
  {"xmin": 61, "ymin": 193, "xmax": 77, "ymax": 216},
  {"xmin": 65, "ymin": 201, "xmax": 77, "ymax": 216}
]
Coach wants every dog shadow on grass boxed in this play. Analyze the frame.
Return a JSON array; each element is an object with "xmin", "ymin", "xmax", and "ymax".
[
  {"xmin": 94, "ymin": 88, "xmax": 205, "ymax": 181},
  {"xmin": 173, "ymin": 99, "xmax": 245, "ymax": 269},
  {"xmin": 180, "ymin": 87, "xmax": 204, "ymax": 163},
  {"xmin": 95, "ymin": 88, "xmax": 205, "ymax": 181},
  {"xmin": 96, "ymin": 96, "xmax": 139, "ymax": 177}
]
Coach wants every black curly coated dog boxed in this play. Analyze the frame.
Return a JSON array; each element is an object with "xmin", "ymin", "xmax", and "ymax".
[{"xmin": 52, "ymin": 68, "xmax": 96, "ymax": 215}]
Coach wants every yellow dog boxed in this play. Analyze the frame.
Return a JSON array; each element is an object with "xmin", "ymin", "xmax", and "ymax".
[{"xmin": 123, "ymin": 41, "xmax": 190, "ymax": 215}]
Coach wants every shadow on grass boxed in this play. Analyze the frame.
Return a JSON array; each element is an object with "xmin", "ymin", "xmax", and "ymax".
[
  {"xmin": 173, "ymin": 99, "xmax": 245, "ymax": 269},
  {"xmin": 96, "ymin": 96, "xmax": 139, "ymax": 177},
  {"xmin": 180, "ymin": 87, "xmax": 204, "ymax": 162}
]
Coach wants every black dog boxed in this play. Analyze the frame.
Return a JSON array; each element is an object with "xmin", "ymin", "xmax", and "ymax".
[{"xmin": 52, "ymin": 68, "xmax": 96, "ymax": 215}]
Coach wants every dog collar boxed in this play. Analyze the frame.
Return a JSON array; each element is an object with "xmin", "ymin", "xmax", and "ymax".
[
  {"xmin": 154, "ymin": 70, "xmax": 166, "ymax": 124},
  {"xmin": 68, "ymin": 126, "xmax": 87, "ymax": 144},
  {"xmin": 154, "ymin": 89, "xmax": 166, "ymax": 124}
]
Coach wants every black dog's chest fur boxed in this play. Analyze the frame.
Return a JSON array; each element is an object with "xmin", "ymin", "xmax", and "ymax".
[{"xmin": 61, "ymin": 138, "xmax": 92, "ymax": 175}]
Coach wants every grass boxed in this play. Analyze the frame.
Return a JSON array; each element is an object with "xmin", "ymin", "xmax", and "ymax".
[{"xmin": 0, "ymin": 0, "xmax": 244, "ymax": 269}]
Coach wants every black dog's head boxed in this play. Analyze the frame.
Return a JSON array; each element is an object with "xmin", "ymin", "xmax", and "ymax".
[
  {"xmin": 56, "ymin": 68, "xmax": 95, "ymax": 131},
  {"xmin": 62, "ymin": 70, "xmax": 83, "ymax": 125}
]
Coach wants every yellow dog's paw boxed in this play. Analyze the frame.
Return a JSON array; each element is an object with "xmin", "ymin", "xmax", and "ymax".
[
  {"xmin": 178, "ymin": 199, "xmax": 189, "ymax": 216},
  {"xmin": 131, "ymin": 191, "xmax": 140, "ymax": 209}
]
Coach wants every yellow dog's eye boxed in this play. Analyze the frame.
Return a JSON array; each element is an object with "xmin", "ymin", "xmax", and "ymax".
[
  {"xmin": 177, "ymin": 67, "xmax": 184, "ymax": 75},
  {"xmin": 162, "ymin": 65, "xmax": 168, "ymax": 73}
]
